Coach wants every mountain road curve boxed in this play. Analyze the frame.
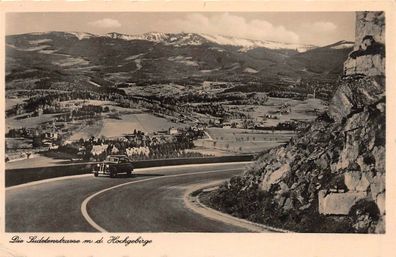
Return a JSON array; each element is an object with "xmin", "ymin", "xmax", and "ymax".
[{"xmin": 6, "ymin": 162, "xmax": 252, "ymax": 232}]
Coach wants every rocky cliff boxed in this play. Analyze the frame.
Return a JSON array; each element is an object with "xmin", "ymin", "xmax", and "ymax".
[
  {"xmin": 207, "ymin": 11, "xmax": 385, "ymax": 233},
  {"xmin": 344, "ymin": 12, "xmax": 385, "ymax": 77}
]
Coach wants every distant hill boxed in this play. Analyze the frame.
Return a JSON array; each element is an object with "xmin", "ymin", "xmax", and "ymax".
[
  {"xmin": 287, "ymin": 40, "xmax": 355, "ymax": 76},
  {"xmin": 5, "ymin": 31, "xmax": 353, "ymax": 90}
]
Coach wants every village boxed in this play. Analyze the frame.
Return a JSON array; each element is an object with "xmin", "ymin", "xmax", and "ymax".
[{"xmin": 5, "ymin": 79, "xmax": 327, "ymax": 164}]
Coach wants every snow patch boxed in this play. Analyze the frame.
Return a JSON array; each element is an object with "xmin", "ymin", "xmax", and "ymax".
[
  {"xmin": 7, "ymin": 44, "xmax": 51, "ymax": 52},
  {"xmin": 52, "ymin": 57, "xmax": 89, "ymax": 67},
  {"xmin": 29, "ymin": 39, "xmax": 52, "ymax": 45},
  {"xmin": 168, "ymin": 56, "xmax": 199, "ymax": 66},
  {"xmin": 39, "ymin": 49, "xmax": 58, "ymax": 54},
  {"xmin": 200, "ymin": 68, "xmax": 220, "ymax": 73},
  {"xmin": 125, "ymin": 53, "xmax": 145, "ymax": 60},
  {"xmin": 106, "ymin": 32, "xmax": 168, "ymax": 42},
  {"xmin": 244, "ymin": 67, "xmax": 258, "ymax": 73},
  {"xmin": 68, "ymin": 32, "xmax": 95, "ymax": 40},
  {"xmin": 87, "ymin": 80, "xmax": 102, "ymax": 88},
  {"xmin": 209, "ymin": 46, "xmax": 225, "ymax": 52}
]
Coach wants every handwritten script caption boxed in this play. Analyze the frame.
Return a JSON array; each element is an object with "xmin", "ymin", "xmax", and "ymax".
[{"xmin": 9, "ymin": 235, "xmax": 152, "ymax": 247}]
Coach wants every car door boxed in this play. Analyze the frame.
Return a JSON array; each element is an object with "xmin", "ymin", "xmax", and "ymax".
[{"xmin": 119, "ymin": 157, "xmax": 129, "ymax": 173}]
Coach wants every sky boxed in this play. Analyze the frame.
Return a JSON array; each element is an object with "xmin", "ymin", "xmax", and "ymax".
[{"xmin": 6, "ymin": 12, "xmax": 355, "ymax": 46}]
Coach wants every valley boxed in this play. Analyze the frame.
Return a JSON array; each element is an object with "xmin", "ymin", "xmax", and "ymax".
[{"xmin": 5, "ymin": 31, "xmax": 349, "ymax": 164}]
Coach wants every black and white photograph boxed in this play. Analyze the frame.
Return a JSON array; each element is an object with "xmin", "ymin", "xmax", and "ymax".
[{"xmin": 4, "ymin": 10, "xmax": 386, "ymax": 235}]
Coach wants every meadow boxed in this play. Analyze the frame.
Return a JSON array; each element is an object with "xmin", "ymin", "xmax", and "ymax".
[{"xmin": 194, "ymin": 128, "xmax": 294, "ymax": 155}]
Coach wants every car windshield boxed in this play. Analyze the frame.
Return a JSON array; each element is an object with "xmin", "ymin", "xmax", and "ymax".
[{"xmin": 106, "ymin": 156, "xmax": 119, "ymax": 162}]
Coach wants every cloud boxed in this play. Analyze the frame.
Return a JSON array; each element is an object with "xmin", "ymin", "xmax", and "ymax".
[
  {"xmin": 88, "ymin": 18, "xmax": 121, "ymax": 29},
  {"xmin": 168, "ymin": 13, "xmax": 300, "ymax": 43},
  {"xmin": 302, "ymin": 21, "xmax": 337, "ymax": 33}
]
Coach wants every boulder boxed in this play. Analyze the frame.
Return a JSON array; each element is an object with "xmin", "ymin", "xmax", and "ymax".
[
  {"xmin": 318, "ymin": 190, "xmax": 367, "ymax": 215},
  {"xmin": 259, "ymin": 163, "xmax": 290, "ymax": 191},
  {"xmin": 336, "ymin": 142, "xmax": 359, "ymax": 170},
  {"xmin": 283, "ymin": 197, "xmax": 293, "ymax": 211},
  {"xmin": 328, "ymin": 77, "xmax": 385, "ymax": 122},
  {"xmin": 344, "ymin": 171, "xmax": 370, "ymax": 192},
  {"xmin": 344, "ymin": 55, "xmax": 384, "ymax": 76}
]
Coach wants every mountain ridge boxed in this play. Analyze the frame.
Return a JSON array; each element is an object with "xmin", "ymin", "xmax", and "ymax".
[
  {"xmin": 7, "ymin": 31, "xmax": 317, "ymax": 52},
  {"xmin": 6, "ymin": 30, "xmax": 353, "ymax": 93}
]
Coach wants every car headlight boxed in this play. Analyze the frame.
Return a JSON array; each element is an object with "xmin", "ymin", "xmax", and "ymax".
[
  {"xmin": 97, "ymin": 164, "xmax": 100, "ymax": 167},
  {"xmin": 105, "ymin": 164, "xmax": 109, "ymax": 168}
]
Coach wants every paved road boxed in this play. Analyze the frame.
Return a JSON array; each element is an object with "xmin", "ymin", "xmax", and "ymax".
[{"xmin": 6, "ymin": 162, "xmax": 250, "ymax": 232}]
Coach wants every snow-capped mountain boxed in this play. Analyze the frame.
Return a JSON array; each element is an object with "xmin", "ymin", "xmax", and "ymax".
[
  {"xmin": 106, "ymin": 32, "xmax": 169, "ymax": 42},
  {"xmin": 199, "ymin": 34, "xmax": 315, "ymax": 53},
  {"xmin": 6, "ymin": 31, "xmax": 353, "ymax": 91},
  {"xmin": 11, "ymin": 31, "xmax": 316, "ymax": 52},
  {"xmin": 104, "ymin": 32, "xmax": 315, "ymax": 52}
]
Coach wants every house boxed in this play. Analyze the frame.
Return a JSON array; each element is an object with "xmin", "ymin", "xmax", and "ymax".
[
  {"xmin": 169, "ymin": 127, "xmax": 179, "ymax": 135},
  {"xmin": 91, "ymin": 144, "xmax": 108, "ymax": 156},
  {"xmin": 222, "ymin": 123, "xmax": 232, "ymax": 129},
  {"xmin": 44, "ymin": 132, "xmax": 59, "ymax": 140},
  {"xmin": 126, "ymin": 146, "xmax": 150, "ymax": 157}
]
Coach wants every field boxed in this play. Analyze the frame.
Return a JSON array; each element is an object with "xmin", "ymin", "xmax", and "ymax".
[
  {"xmin": 99, "ymin": 113, "xmax": 182, "ymax": 137},
  {"xmin": 69, "ymin": 112, "xmax": 184, "ymax": 140},
  {"xmin": 6, "ymin": 113, "xmax": 61, "ymax": 130},
  {"xmin": 6, "ymin": 138, "xmax": 33, "ymax": 150},
  {"xmin": 190, "ymin": 97, "xmax": 324, "ymax": 155},
  {"xmin": 5, "ymin": 97, "xmax": 28, "ymax": 111},
  {"xmin": 6, "ymin": 98, "xmax": 186, "ymax": 141},
  {"xmin": 225, "ymin": 97, "xmax": 327, "ymax": 127},
  {"xmin": 194, "ymin": 128, "xmax": 294, "ymax": 154}
]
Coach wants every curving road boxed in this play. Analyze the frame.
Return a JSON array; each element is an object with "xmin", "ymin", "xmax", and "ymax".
[{"xmin": 6, "ymin": 162, "xmax": 251, "ymax": 232}]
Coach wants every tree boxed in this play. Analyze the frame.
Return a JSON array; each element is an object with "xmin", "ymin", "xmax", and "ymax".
[{"xmin": 33, "ymin": 135, "xmax": 43, "ymax": 148}]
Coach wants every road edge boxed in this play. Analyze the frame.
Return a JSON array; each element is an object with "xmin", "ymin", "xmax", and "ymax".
[
  {"xmin": 81, "ymin": 168, "xmax": 246, "ymax": 232},
  {"xmin": 6, "ymin": 161, "xmax": 252, "ymax": 190},
  {"xmin": 184, "ymin": 181, "xmax": 292, "ymax": 233},
  {"xmin": 6, "ymin": 156, "xmax": 254, "ymax": 187}
]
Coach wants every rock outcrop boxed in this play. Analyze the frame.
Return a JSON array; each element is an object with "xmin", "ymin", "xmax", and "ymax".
[
  {"xmin": 209, "ymin": 11, "xmax": 385, "ymax": 233},
  {"xmin": 344, "ymin": 12, "xmax": 385, "ymax": 77}
]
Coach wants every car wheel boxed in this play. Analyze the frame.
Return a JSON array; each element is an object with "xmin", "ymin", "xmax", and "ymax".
[
  {"xmin": 110, "ymin": 171, "xmax": 116, "ymax": 178},
  {"xmin": 126, "ymin": 171, "xmax": 131, "ymax": 177},
  {"xmin": 94, "ymin": 172, "xmax": 99, "ymax": 177}
]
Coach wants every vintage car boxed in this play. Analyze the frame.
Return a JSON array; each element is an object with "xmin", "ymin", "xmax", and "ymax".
[{"xmin": 93, "ymin": 155, "xmax": 134, "ymax": 177}]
